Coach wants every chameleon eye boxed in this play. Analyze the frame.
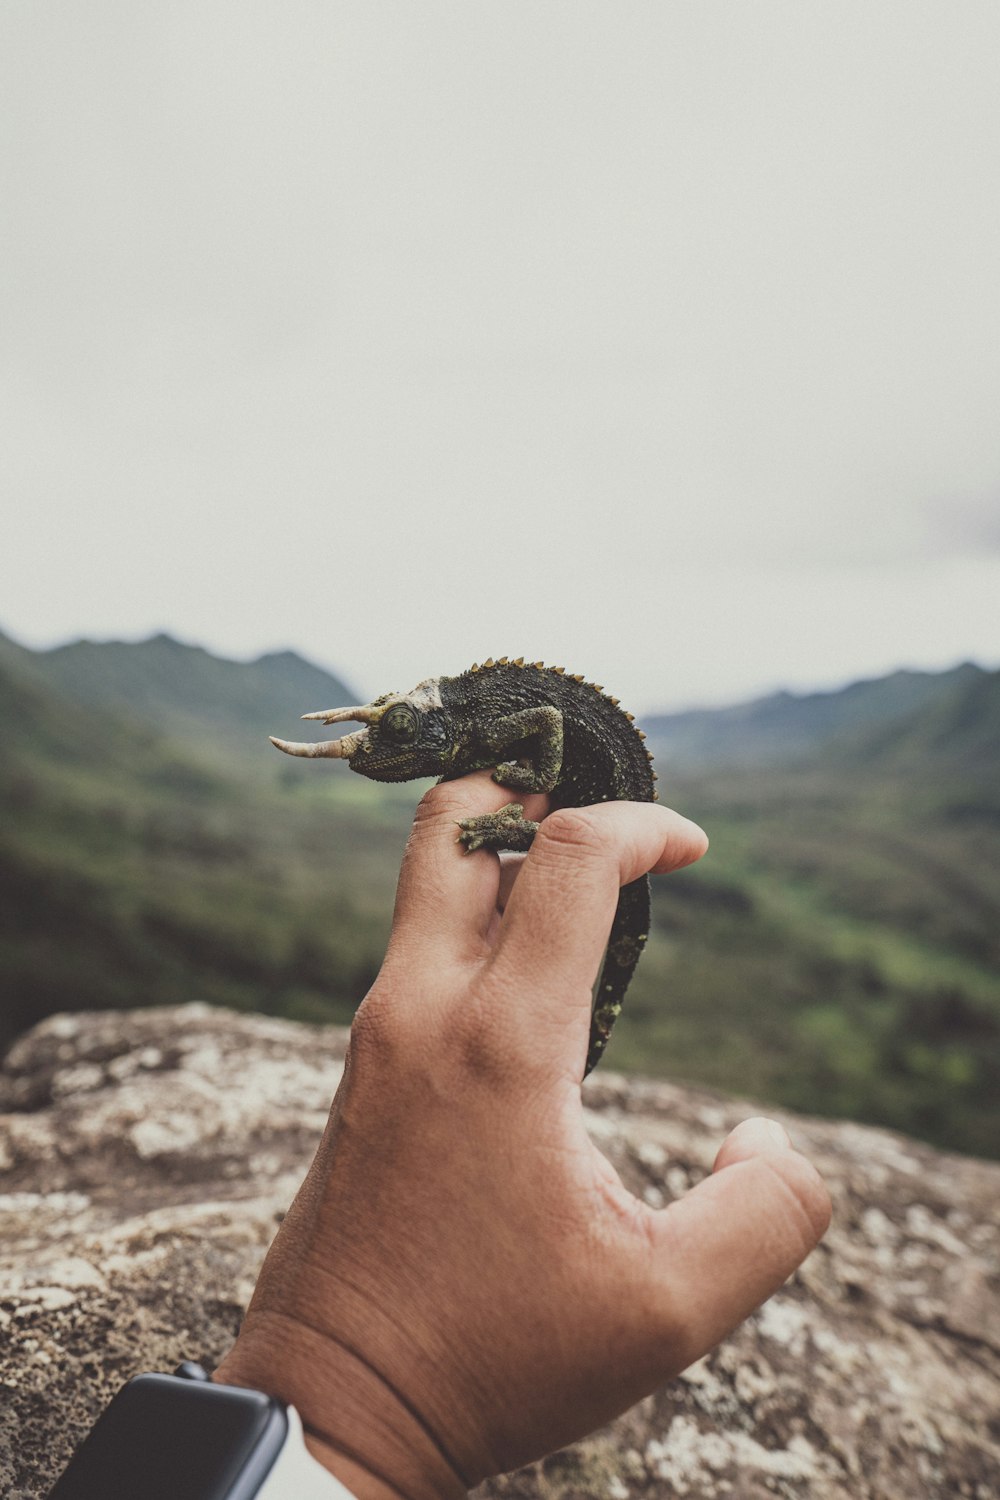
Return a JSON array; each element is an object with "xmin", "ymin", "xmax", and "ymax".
[{"xmin": 382, "ymin": 703, "xmax": 418, "ymax": 741}]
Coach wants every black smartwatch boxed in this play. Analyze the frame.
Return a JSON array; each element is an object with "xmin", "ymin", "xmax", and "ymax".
[{"xmin": 46, "ymin": 1362, "xmax": 354, "ymax": 1499}]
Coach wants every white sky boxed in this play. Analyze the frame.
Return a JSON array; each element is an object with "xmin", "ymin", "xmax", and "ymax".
[{"xmin": 2, "ymin": 1, "xmax": 998, "ymax": 711}]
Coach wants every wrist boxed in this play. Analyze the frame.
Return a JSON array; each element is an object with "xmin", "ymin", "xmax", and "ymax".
[{"xmin": 213, "ymin": 1310, "xmax": 468, "ymax": 1500}]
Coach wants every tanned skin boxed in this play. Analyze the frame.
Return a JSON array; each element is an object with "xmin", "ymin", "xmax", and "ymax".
[{"xmin": 215, "ymin": 782, "xmax": 832, "ymax": 1499}]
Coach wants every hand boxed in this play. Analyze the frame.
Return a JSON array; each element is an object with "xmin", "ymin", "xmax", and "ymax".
[{"xmin": 214, "ymin": 775, "xmax": 831, "ymax": 1498}]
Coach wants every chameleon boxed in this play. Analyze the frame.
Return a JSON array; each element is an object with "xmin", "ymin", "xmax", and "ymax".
[{"xmin": 269, "ymin": 658, "xmax": 657, "ymax": 1074}]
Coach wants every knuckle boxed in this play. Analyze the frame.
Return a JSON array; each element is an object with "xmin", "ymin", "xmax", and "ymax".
[
  {"xmin": 348, "ymin": 988, "xmax": 406, "ymax": 1067},
  {"xmin": 446, "ymin": 976, "xmax": 541, "ymax": 1090},
  {"xmin": 535, "ymin": 807, "xmax": 612, "ymax": 861},
  {"xmin": 447, "ymin": 988, "xmax": 514, "ymax": 1084},
  {"xmin": 340, "ymin": 991, "xmax": 414, "ymax": 1128},
  {"xmin": 450, "ymin": 1019, "xmax": 512, "ymax": 1090},
  {"xmin": 412, "ymin": 779, "xmax": 467, "ymax": 826},
  {"xmin": 639, "ymin": 1219, "xmax": 697, "ymax": 1355},
  {"xmin": 350, "ymin": 960, "xmax": 463, "ymax": 1075},
  {"xmin": 761, "ymin": 1153, "xmax": 833, "ymax": 1252}
]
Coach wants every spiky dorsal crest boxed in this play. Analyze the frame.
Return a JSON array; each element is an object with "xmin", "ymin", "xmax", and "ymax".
[{"xmin": 458, "ymin": 657, "xmax": 654, "ymax": 775}]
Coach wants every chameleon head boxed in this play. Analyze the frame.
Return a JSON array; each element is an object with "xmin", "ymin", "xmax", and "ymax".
[{"xmin": 269, "ymin": 678, "xmax": 455, "ymax": 782}]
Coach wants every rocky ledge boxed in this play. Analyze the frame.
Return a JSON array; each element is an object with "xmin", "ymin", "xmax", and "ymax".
[{"xmin": 1, "ymin": 1005, "xmax": 998, "ymax": 1499}]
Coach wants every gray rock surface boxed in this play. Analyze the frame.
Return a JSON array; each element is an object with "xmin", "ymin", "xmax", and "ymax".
[{"xmin": 1, "ymin": 1004, "xmax": 998, "ymax": 1499}]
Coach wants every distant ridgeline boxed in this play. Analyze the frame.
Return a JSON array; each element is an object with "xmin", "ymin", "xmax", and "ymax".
[{"xmin": 1, "ymin": 628, "xmax": 998, "ymax": 1158}]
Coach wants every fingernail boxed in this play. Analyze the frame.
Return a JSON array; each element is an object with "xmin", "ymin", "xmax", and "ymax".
[
  {"xmin": 760, "ymin": 1118, "xmax": 792, "ymax": 1149},
  {"xmin": 729, "ymin": 1116, "xmax": 792, "ymax": 1152},
  {"xmin": 673, "ymin": 813, "xmax": 707, "ymax": 841}
]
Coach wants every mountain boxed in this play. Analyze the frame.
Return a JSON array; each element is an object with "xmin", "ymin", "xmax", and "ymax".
[
  {"xmin": 0, "ymin": 630, "xmax": 177, "ymax": 782},
  {"xmin": 12, "ymin": 631, "xmax": 362, "ymax": 763},
  {"xmin": 0, "ymin": 633, "xmax": 403, "ymax": 1056},
  {"xmin": 8, "ymin": 627, "xmax": 990, "ymax": 778},
  {"xmin": 837, "ymin": 661, "xmax": 1000, "ymax": 787},
  {"xmin": 644, "ymin": 662, "xmax": 988, "ymax": 769}
]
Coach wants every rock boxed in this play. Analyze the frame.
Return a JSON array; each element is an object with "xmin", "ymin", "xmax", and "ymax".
[{"xmin": 1, "ymin": 1005, "xmax": 998, "ymax": 1499}]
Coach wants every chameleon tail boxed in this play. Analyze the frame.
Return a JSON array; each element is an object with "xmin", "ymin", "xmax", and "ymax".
[{"xmin": 586, "ymin": 874, "xmax": 651, "ymax": 1075}]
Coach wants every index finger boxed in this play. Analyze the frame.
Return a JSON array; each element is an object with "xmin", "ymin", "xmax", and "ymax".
[
  {"xmin": 487, "ymin": 801, "xmax": 708, "ymax": 1047},
  {"xmin": 387, "ymin": 774, "xmax": 550, "ymax": 968}
]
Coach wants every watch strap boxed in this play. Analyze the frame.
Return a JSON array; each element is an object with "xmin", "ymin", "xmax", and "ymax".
[{"xmin": 257, "ymin": 1404, "xmax": 357, "ymax": 1500}]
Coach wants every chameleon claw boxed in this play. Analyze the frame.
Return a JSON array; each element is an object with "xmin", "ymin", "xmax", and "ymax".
[{"xmin": 455, "ymin": 804, "xmax": 534, "ymax": 855}]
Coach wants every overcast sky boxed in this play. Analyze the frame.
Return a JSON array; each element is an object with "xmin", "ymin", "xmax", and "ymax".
[{"xmin": 2, "ymin": 2, "xmax": 998, "ymax": 711}]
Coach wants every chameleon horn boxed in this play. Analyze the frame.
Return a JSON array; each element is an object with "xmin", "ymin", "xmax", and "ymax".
[
  {"xmin": 268, "ymin": 730, "xmax": 367, "ymax": 759},
  {"xmin": 300, "ymin": 703, "xmax": 384, "ymax": 725}
]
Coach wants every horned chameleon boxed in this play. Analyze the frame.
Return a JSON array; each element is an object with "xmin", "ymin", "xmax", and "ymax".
[{"xmin": 270, "ymin": 658, "xmax": 658, "ymax": 1074}]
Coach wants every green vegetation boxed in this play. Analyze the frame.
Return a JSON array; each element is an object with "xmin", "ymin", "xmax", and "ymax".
[
  {"xmin": 612, "ymin": 760, "xmax": 1000, "ymax": 1158},
  {"xmin": 1, "ymin": 630, "xmax": 997, "ymax": 1158}
]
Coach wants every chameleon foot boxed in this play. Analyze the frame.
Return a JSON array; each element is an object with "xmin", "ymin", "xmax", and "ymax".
[
  {"xmin": 457, "ymin": 803, "xmax": 539, "ymax": 853},
  {"xmin": 492, "ymin": 761, "xmax": 542, "ymax": 792}
]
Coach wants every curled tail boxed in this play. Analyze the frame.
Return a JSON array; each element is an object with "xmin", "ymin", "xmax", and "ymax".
[{"xmin": 586, "ymin": 875, "xmax": 651, "ymax": 1075}]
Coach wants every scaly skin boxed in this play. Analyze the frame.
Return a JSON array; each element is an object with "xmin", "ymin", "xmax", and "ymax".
[{"xmin": 270, "ymin": 658, "xmax": 658, "ymax": 1073}]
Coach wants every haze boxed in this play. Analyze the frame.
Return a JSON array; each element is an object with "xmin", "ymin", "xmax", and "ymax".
[{"xmin": 2, "ymin": 2, "xmax": 998, "ymax": 711}]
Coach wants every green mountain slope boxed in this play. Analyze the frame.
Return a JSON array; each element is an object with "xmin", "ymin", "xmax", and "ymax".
[
  {"xmin": 836, "ymin": 663, "xmax": 1000, "ymax": 789},
  {"xmin": 645, "ymin": 663, "xmax": 987, "ymax": 769},
  {"xmin": 1, "ymin": 632, "xmax": 998, "ymax": 1157},
  {"xmin": 19, "ymin": 631, "xmax": 361, "ymax": 768},
  {"xmin": 0, "ymin": 638, "xmax": 407, "ymax": 1054},
  {"xmin": 622, "ymin": 744, "xmax": 1000, "ymax": 1155}
]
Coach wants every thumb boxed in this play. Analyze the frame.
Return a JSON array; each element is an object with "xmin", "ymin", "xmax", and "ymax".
[{"xmin": 644, "ymin": 1117, "xmax": 831, "ymax": 1370}]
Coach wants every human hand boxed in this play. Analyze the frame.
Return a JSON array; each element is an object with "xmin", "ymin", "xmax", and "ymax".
[{"xmin": 214, "ymin": 775, "xmax": 831, "ymax": 1498}]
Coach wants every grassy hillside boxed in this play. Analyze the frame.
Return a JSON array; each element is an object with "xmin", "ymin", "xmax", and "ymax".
[
  {"xmin": 3, "ymin": 630, "xmax": 361, "ymax": 772},
  {"xmin": 613, "ymin": 752, "xmax": 1000, "ymax": 1157},
  {"xmin": 645, "ymin": 663, "xmax": 986, "ymax": 768},
  {"xmin": 1, "ymin": 631, "xmax": 998, "ymax": 1157},
  {"xmin": 0, "ymin": 636, "xmax": 410, "ymax": 1048}
]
